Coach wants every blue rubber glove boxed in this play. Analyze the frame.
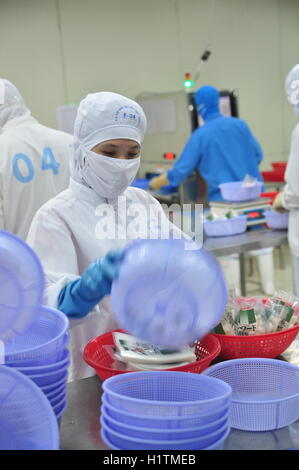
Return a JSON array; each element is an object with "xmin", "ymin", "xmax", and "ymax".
[{"xmin": 57, "ymin": 251, "xmax": 124, "ymax": 318}]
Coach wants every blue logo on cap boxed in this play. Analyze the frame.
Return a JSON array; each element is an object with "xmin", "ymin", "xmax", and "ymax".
[{"xmin": 114, "ymin": 106, "xmax": 140, "ymax": 125}]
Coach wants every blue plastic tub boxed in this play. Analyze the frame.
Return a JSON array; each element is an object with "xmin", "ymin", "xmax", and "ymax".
[
  {"xmin": 265, "ymin": 210, "xmax": 289, "ymax": 229},
  {"xmin": 0, "ymin": 365, "xmax": 59, "ymax": 450},
  {"xmin": 101, "ymin": 420, "xmax": 230, "ymax": 450},
  {"xmin": 100, "ymin": 408, "xmax": 230, "ymax": 440},
  {"xmin": 4, "ymin": 306, "xmax": 69, "ymax": 364},
  {"xmin": 111, "ymin": 239, "xmax": 227, "ymax": 347},
  {"xmin": 219, "ymin": 182, "xmax": 263, "ymax": 202},
  {"xmin": 103, "ymin": 372, "xmax": 232, "ymax": 417},
  {"xmin": 203, "ymin": 358, "xmax": 299, "ymax": 431},
  {"xmin": 204, "ymin": 215, "xmax": 247, "ymax": 237},
  {"xmin": 102, "ymin": 394, "xmax": 230, "ymax": 429}
]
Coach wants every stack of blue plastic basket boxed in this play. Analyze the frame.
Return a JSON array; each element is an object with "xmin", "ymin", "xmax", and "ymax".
[
  {"xmin": 4, "ymin": 306, "xmax": 70, "ymax": 425},
  {"xmin": 100, "ymin": 371, "xmax": 232, "ymax": 450}
]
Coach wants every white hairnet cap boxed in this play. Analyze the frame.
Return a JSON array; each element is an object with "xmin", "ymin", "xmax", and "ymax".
[
  {"xmin": 74, "ymin": 92, "xmax": 147, "ymax": 150},
  {"xmin": 285, "ymin": 64, "xmax": 299, "ymax": 105},
  {"xmin": 0, "ymin": 78, "xmax": 29, "ymax": 129}
]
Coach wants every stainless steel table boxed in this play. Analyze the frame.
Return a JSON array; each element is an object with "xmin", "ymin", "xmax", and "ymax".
[
  {"xmin": 60, "ymin": 376, "xmax": 298, "ymax": 451},
  {"xmin": 202, "ymin": 229, "xmax": 288, "ymax": 296}
]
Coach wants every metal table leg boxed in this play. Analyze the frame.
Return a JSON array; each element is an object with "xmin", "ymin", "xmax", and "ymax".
[{"xmin": 239, "ymin": 252, "xmax": 246, "ymax": 296}]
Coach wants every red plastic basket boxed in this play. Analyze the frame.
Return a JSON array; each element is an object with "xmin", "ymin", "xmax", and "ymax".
[
  {"xmin": 262, "ymin": 170, "xmax": 285, "ymax": 182},
  {"xmin": 212, "ymin": 324, "xmax": 299, "ymax": 360},
  {"xmin": 83, "ymin": 330, "xmax": 221, "ymax": 381},
  {"xmin": 271, "ymin": 162, "xmax": 287, "ymax": 171}
]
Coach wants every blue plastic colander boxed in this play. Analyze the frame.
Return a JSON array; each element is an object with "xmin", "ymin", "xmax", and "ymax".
[
  {"xmin": 101, "ymin": 419, "xmax": 230, "ymax": 450},
  {"xmin": 9, "ymin": 348, "xmax": 70, "ymax": 374},
  {"xmin": 24, "ymin": 367, "xmax": 68, "ymax": 387},
  {"xmin": 219, "ymin": 181, "xmax": 263, "ymax": 202},
  {"xmin": 0, "ymin": 365, "xmax": 59, "ymax": 450},
  {"xmin": 101, "ymin": 393, "xmax": 230, "ymax": 428},
  {"xmin": 100, "ymin": 409, "xmax": 230, "ymax": 440},
  {"xmin": 203, "ymin": 358, "xmax": 299, "ymax": 431},
  {"xmin": 101, "ymin": 426, "xmax": 230, "ymax": 451},
  {"xmin": 103, "ymin": 371, "xmax": 232, "ymax": 417},
  {"xmin": 0, "ymin": 231, "xmax": 44, "ymax": 342},
  {"xmin": 111, "ymin": 239, "xmax": 227, "ymax": 347},
  {"xmin": 40, "ymin": 372, "xmax": 69, "ymax": 394},
  {"xmin": 49, "ymin": 389, "xmax": 68, "ymax": 408},
  {"xmin": 46, "ymin": 382, "xmax": 67, "ymax": 401},
  {"xmin": 4, "ymin": 306, "xmax": 69, "ymax": 364},
  {"xmin": 53, "ymin": 397, "xmax": 68, "ymax": 417},
  {"xmin": 204, "ymin": 215, "xmax": 247, "ymax": 237}
]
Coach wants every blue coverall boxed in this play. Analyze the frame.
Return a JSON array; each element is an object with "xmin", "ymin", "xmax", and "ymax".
[{"xmin": 167, "ymin": 86, "xmax": 263, "ymax": 201}]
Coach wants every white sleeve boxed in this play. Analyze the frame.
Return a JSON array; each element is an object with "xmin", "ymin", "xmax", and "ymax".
[
  {"xmin": 27, "ymin": 210, "xmax": 80, "ymax": 308},
  {"xmin": 282, "ymin": 126, "xmax": 299, "ymax": 210}
]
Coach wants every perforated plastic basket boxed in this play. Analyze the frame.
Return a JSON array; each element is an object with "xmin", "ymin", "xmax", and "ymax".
[
  {"xmin": 203, "ymin": 358, "xmax": 299, "ymax": 431},
  {"xmin": 49, "ymin": 389, "xmax": 67, "ymax": 408},
  {"xmin": 101, "ymin": 426, "xmax": 230, "ymax": 451},
  {"xmin": 0, "ymin": 365, "xmax": 59, "ymax": 450},
  {"xmin": 103, "ymin": 371, "xmax": 232, "ymax": 417},
  {"xmin": 4, "ymin": 306, "xmax": 69, "ymax": 364},
  {"xmin": 101, "ymin": 408, "xmax": 230, "ymax": 440},
  {"xmin": 111, "ymin": 240, "xmax": 227, "ymax": 348},
  {"xmin": 40, "ymin": 371, "xmax": 68, "ymax": 394},
  {"xmin": 212, "ymin": 325, "xmax": 299, "ymax": 360},
  {"xmin": 101, "ymin": 419, "xmax": 230, "ymax": 450},
  {"xmin": 53, "ymin": 396, "xmax": 68, "ymax": 416},
  {"xmin": 45, "ymin": 382, "xmax": 67, "ymax": 401},
  {"xmin": 10, "ymin": 348, "xmax": 70, "ymax": 374},
  {"xmin": 101, "ymin": 394, "xmax": 230, "ymax": 429},
  {"xmin": 204, "ymin": 216, "xmax": 247, "ymax": 237},
  {"xmin": 265, "ymin": 210, "xmax": 289, "ymax": 229},
  {"xmin": 219, "ymin": 182, "xmax": 263, "ymax": 202},
  {"xmin": 83, "ymin": 330, "xmax": 221, "ymax": 381},
  {"xmin": 0, "ymin": 231, "xmax": 44, "ymax": 342},
  {"xmin": 28, "ymin": 367, "xmax": 69, "ymax": 387}
]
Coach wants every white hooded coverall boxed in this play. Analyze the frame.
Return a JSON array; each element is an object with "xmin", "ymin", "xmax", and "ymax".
[
  {"xmin": 27, "ymin": 92, "xmax": 186, "ymax": 381},
  {"xmin": 0, "ymin": 79, "xmax": 72, "ymax": 239}
]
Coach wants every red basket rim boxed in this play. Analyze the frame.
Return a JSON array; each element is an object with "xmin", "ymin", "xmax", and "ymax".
[
  {"xmin": 83, "ymin": 330, "xmax": 221, "ymax": 373},
  {"xmin": 211, "ymin": 323, "xmax": 299, "ymax": 341}
]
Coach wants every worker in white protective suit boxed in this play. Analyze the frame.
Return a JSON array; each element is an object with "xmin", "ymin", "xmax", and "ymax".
[
  {"xmin": 0, "ymin": 79, "xmax": 72, "ymax": 239},
  {"xmin": 273, "ymin": 64, "xmax": 299, "ymax": 297},
  {"xmin": 27, "ymin": 92, "xmax": 187, "ymax": 381}
]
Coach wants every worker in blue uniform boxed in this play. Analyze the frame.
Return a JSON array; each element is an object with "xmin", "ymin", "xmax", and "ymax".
[
  {"xmin": 149, "ymin": 85, "xmax": 263, "ymax": 200},
  {"xmin": 150, "ymin": 85, "xmax": 274, "ymax": 296}
]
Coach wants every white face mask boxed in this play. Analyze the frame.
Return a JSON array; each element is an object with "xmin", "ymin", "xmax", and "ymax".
[{"xmin": 81, "ymin": 150, "xmax": 140, "ymax": 199}]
